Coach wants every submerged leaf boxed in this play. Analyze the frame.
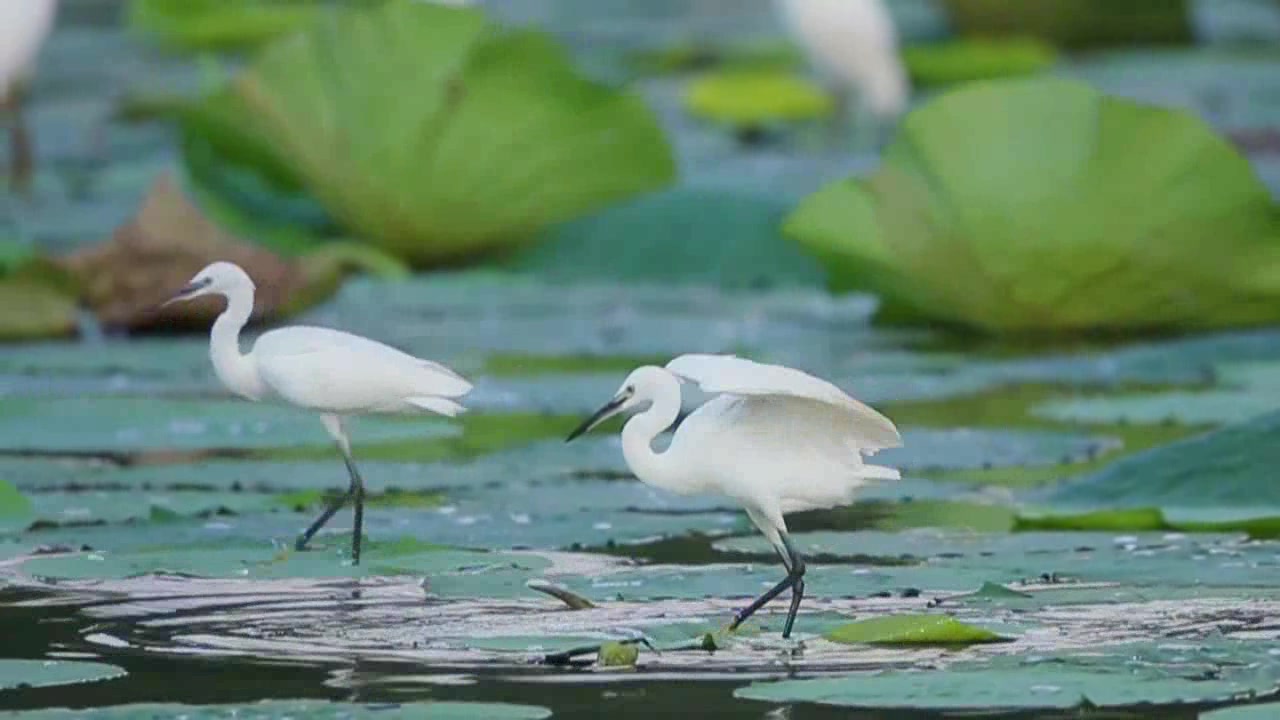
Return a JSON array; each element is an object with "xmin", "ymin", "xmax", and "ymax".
[
  {"xmin": 187, "ymin": 1, "xmax": 674, "ymax": 266},
  {"xmin": 597, "ymin": 641, "xmax": 640, "ymax": 667},
  {"xmin": 784, "ymin": 78, "xmax": 1280, "ymax": 334},
  {"xmin": 823, "ymin": 614, "xmax": 1008, "ymax": 645},
  {"xmin": 0, "ymin": 480, "xmax": 33, "ymax": 532},
  {"xmin": 0, "ymin": 701, "xmax": 551, "ymax": 719},
  {"xmin": 903, "ymin": 38, "xmax": 1059, "ymax": 86}
]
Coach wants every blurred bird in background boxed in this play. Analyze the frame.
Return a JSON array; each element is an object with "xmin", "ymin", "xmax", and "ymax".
[
  {"xmin": 776, "ymin": 0, "xmax": 910, "ymax": 146},
  {"xmin": 0, "ymin": 0, "xmax": 59, "ymax": 195}
]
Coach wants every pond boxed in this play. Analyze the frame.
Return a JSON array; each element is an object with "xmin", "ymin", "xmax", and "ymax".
[{"xmin": 3, "ymin": 1, "xmax": 1280, "ymax": 719}]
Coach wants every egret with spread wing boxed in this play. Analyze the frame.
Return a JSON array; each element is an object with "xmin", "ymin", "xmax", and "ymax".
[
  {"xmin": 166, "ymin": 261, "xmax": 472, "ymax": 564},
  {"xmin": 566, "ymin": 353, "xmax": 902, "ymax": 638}
]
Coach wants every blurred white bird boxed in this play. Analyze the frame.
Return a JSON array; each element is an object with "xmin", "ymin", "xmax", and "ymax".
[
  {"xmin": 776, "ymin": 0, "xmax": 910, "ymax": 142},
  {"xmin": 0, "ymin": 0, "xmax": 58, "ymax": 194},
  {"xmin": 566, "ymin": 353, "xmax": 902, "ymax": 638},
  {"xmin": 167, "ymin": 261, "xmax": 473, "ymax": 564}
]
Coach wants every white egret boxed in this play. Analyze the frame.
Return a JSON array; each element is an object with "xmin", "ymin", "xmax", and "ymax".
[
  {"xmin": 0, "ymin": 0, "xmax": 59, "ymax": 193},
  {"xmin": 776, "ymin": 0, "xmax": 910, "ymax": 140},
  {"xmin": 166, "ymin": 261, "xmax": 472, "ymax": 564},
  {"xmin": 566, "ymin": 353, "xmax": 902, "ymax": 638}
]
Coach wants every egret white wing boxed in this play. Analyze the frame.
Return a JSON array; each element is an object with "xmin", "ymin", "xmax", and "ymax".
[
  {"xmin": 252, "ymin": 326, "xmax": 471, "ymax": 414},
  {"xmin": 666, "ymin": 353, "xmax": 901, "ymax": 451},
  {"xmin": 671, "ymin": 394, "xmax": 900, "ymax": 516}
]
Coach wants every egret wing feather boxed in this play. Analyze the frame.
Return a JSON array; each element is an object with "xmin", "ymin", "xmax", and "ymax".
[
  {"xmin": 251, "ymin": 326, "xmax": 471, "ymax": 414},
  {"xmin": 665, "ymin": 353, "xmax": 901, "ymax": 451}
]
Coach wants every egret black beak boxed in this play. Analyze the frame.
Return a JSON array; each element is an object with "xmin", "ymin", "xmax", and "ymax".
[
  {"xmin": 161, "ymin": 277, "xmax": 212, "ymax": 308},
  {"xmin": 566, "ymin": 394, "xmax": 626, "ymax": 442}
]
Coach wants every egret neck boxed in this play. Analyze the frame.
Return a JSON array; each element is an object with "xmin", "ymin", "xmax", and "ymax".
[
  {"xmin": 209, "ymin": 284, "xmax": 263, "ymax": 401},
  {"xmin": 620, "ymin": 371, "xmax": 685, "ymax": 493}
]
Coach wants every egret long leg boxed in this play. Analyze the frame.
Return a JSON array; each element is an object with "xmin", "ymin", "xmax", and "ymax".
[
  {"xmin": 293, "ymin": 457, "xmax": 360, "ymax": 559},
  {"xmin": 729, "ymin": 532, "xmax": 807, "ymax": 638}
]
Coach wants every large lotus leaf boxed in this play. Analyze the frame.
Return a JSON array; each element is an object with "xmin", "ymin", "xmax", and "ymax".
[
  {"xmin": 0, "ymin": 659, "xmax": 125, "ymax": 691},
  {"xmin": 0, "ymin": 702, "xmax": 550, "ymax": 719},
  {"xmin": 783, "ymin": 77, "xmax": 1280, "ymax": 334},
  {"xmin": 193, "ymin": 1, "xmax": 674, "ymax": 266}
]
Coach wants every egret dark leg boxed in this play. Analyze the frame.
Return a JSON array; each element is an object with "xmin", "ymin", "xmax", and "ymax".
[
  {"xmin": 1, "ymin": 84, "xmax": 35, "ymax": 196},
  {"xmin": 297, "ymin": 415, "xmax": 365, "ymax": 564},
  {"xmin": 346, "ymin": 454, "xmax": 365, "ymax": 564},
  {"xmin": 729, "ymin": 531, "xmax": 807, "ymax": 638}
]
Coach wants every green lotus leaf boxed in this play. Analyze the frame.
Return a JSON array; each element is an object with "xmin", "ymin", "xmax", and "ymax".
[
  {"xmin": 823, "ymin": 613, "xmax": 1008, "ymax": 645},
  {"xmin": 783, "ymin": 77, "xmax": 1280, "ymax": 334},
  {"xmin": 185, "ymin": 0, "xmax": 675, "ymax": 266}
]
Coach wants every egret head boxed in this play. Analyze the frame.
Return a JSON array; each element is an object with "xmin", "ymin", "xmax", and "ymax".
[
  {"xmin": 565, "ymin": 366, "xmax": 670, "ymax": 442},
  {"xmin": 164, "ymin": 261, "xmax": 254, "ymax": 306}
]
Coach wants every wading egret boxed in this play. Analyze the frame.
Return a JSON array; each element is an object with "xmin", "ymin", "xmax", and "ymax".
[
  {"xmin": 166, "ymin": 261, "xmax": 472, "ymax": 564},
  {"xmin": 566, "ymin": 354, "xmax": 902, "ymax": 638},
  {"xmin": 776, "ymin": 0, "xmax": 909, "ymax": 140},
  {"xmin": 0, "ymin": 0, "xmax": 59, "ymax": 193}
]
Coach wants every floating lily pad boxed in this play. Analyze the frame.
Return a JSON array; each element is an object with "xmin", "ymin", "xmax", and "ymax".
[
  {"xmin": 15, "ymin": 543, "xmax": 549, "ymax": 590},
  {"xmin": 824, "ymin": 613, "xmax": 1008, "ymax": 645},
  {"xmin": 1205, "ymin": 704, "xmax": 1280, "ymax": 719},
  {"xmin": 714, "ymin": 529, "xmax": 1280, "ymax": 591},
  {"xmin": 735, "ymin": 657, "xmax": 1272, "ymax": 710},
  {"xmin": 0, "ymin": 701, "xmax": 550, "ymax": 719},
  {"xmin": 0, "ymin": 659, "xmax": 125, "ymax": 691},
  {"xmin": 684, "ymin": 70, "xmax": 833, "ymax": 127},
  {"xmin": 0, "ymin": 397, "xmax": 457, "ymax": 453}
]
